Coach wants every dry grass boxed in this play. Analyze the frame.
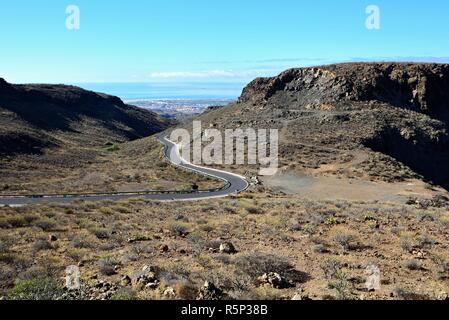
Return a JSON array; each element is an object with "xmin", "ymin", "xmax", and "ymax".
[
  {"xmin": 0, "ymin": 136, "xmax": 223, "ymax": 195},
  {"xmin": 1, "ymin": 191, "xmax": 449, "ymax": 300}
]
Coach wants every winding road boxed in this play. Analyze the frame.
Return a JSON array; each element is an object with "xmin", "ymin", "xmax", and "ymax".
[{"xmin": 0, "ymin": 135, "xmax": 249, "ymax": 206}]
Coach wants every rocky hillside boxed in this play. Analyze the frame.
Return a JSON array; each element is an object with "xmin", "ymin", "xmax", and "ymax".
[
  {"xmin": 0, "ymin": 78, "xmax": 170, "ymax": 155},
  {"xmin": 197, "ymin": 63, "xmax": 449, "ymax": 189}
]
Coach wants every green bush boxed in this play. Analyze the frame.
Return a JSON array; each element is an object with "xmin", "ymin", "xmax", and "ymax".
[
  {"xmin": 169, "ymin": 223, "xmax": 189, "ymax": 237},
  {"xmin": 106, "ymin": 144, "xmax": 120, "ymax": 152},
  {"xmin": 34, "ymin": 218, "xmax": 58, "ymax": 231},
  {"xmin": 234, "ymin": 252, "xmax": 304, "ymax": 284},
  {"xmin": 0, "ymin": 216, "xmax": 28, "ymax": 229},
  {"xmin": 0, "ymin": 240, "xmax": 8, "ymax": 253},
  {"xmin": 111, "ymin": 288, "xmax": 138, "ymax": 300},
  {"xmin": 246, "ymin": 207, "xmax": 262, "ymax": 215},
  {"xmin": 33, "ymin": 239, "xmax": 53, "ymax": 252},
  {"xmin": 8, "ymin": 277, "xmax": 64, "ymax": 300},
  {"xmin": 91, "ymin": 227, "xmax": 110, "ymax": 239},
  {"xmin": 98, "ymin": 258, "xmax": 118, "ymax": 276}
]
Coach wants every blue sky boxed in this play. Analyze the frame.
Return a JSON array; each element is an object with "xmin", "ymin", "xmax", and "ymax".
[{"xmin": 1, "ymin": 0, "xmax": 449, "ymax": 83}]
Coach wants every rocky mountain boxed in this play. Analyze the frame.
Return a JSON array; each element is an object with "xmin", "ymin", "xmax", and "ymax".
[
  {"xmin": 197, "ymin": 63, "xmax": 449, "ymax": 189},
  {"xmin": 0, "ymin": 78, "xmax": 171, "ymax": 155}
]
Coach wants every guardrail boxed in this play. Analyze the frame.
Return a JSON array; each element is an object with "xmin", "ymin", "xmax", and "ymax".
[
  {"xmin": 0, "ymin": 135, "xmax": 241, "ymax": 202},
  {"xmin": 0, "ymin": 182, "xmax": 232, "ymax": 200}
]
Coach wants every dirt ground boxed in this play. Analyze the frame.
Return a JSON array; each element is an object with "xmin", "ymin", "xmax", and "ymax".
[{"xmin": 1, "ymin": 186, "xmax": 449, "ymax": 300}]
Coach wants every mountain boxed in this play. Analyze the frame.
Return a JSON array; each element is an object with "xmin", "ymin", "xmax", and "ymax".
[
  {"xmin": 0, "ymin": 78, "xmax": 171, "ymax": 155},
  {"xmin": 197, "ymin": 63, "xmax": 449, "ymax": 189}
]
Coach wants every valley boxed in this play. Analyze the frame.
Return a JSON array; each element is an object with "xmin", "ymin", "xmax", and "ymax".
[{"xmin": 1, "ymin": 62, "xmax": 449, "ymax": 301}]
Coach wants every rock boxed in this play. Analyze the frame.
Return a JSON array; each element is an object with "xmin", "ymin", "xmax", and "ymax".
[
  {"xmin": 142, "ymin": 265, "xmax": 152, "ymax": 272},
  {"xmin": 291, "ymin": 293, "xmax": 311, "ymax": 300},
  {"xmin": 164, "ymin": 287, "xmax": 176, "ymax": 298},
  {"xmin": 49, "ymin": 234, "xmax": 58, "ymax": 242},
  {"xmin": 257, "ymin": 272, "xmax": 289, "ymax": 289},
  {"xmin": 250, "ymin": 176, "xmax": 262, "ymax": 185},
  {"xmin": 160, "ymin": 244, "xmax": 169, "ymax": 253},
  {"xmin": 145, "ymin": 282, "xmax": 159, "ymax": 290},
  {"xmin": 127, "ymin": 235, "xmax": 151, "ymax": 243},
  {"xmin": 132, "ymin": 266, "xmax": 159, "ymax": 290},
  {"xmin": 365, "ymin": 264, "xmax": 381, "ymax": 292},
  {"xmin": 436, "ymin": 291, "xmax": 448, "ymax": 300},
  {"xmin": 89, "ymin": 280, "xmax": 118, "ymax": 300},
  {"xmin": 197, "ymin": 281, "xmax": 223, "ymax": 300},
  {"xmin": 219, "ymin": 242, "xmax": 236, "ymax": 254},
  {"xmin": 120, "ymin": 275, "xmax": 131, "ymax": 286}
]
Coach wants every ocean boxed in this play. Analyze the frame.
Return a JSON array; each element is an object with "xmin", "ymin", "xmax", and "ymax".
[{"xmin": 75, "ymin": 82, "xmax": 245, "ymax": 117}]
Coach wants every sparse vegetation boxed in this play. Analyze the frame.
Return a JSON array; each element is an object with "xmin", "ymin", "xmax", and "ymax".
[
  {"xmin": 91, "ymin": 227, "xmax": 110, "ymax": 240},
  {"xmin": 98, "ymin": 258, "xmax": 119, "ymax": 276},
  {"xmin": 332, "ymin": 227, "xmax": 357, "ymax": 251},
  {"xmin": 234, "ymin": 252, "xmax": 302, "ymax": 285},
  {"xmin": 3, "ymin": 62, "xmax": 449, "ymax": 302},
  {"xmin": 33, "ymin": 239, "xmax": 53, "ymax": 252},
  {"xmin": 34, "ymin": 218, "xmax": 58, "ymax": 231},
  {"xmin": 1, "ymin": 195, "xmax": 449, "ymax": 300},
  {"xmin": 169, "ymin": 223, "xmax": 190, "ymax": 237},
  {"xmin": 8, "ymin": 277, "xmax": 64, "ymax": 300},
  {"xmin": 405, "ymin": 259, "xmax": 422, "ymax": 271}
]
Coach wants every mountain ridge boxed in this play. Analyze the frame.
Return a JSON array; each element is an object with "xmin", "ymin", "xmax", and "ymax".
[
  {"xmin": 196, "ymin": 62, "xmax": 449, "ymax": 189},
  {"xmin": 0, "ymin": 78, "xmax": 171, "ymax": 155}
]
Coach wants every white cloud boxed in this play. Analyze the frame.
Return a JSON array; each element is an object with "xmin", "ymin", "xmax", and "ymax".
[{"xmin": 148, "ymin": 69, "xmax": 281, "ymax": 80}]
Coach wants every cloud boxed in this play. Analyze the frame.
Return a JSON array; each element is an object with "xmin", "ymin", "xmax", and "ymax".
[
  {"xmin": 196, "ymin": 57, "xmax": 331, "ymax": 65},
  {"xmin": 148, "ymin": 69, "xmax": 281, "ymax": 80},
  {"xmin": 348, "ymin": 56, "xmax": 449, "ymax": 63},
  {"xmin": 147, "ymin": 57, "xmax": 449, "ymax": 81}
]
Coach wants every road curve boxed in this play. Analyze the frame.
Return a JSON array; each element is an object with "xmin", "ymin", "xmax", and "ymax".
[{"xmin": 0, "ymin": 135, "xmax": 249, "ymax": 206}]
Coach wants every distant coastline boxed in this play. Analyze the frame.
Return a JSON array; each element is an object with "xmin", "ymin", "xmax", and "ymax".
[
  {"xmin": 74, "ymin": 82, "xmax": 245, "ymax": 100},
  {"xmin": 126, "ymin": 98, "xmax": 234, "ymax": 119},
  {"xmin": 73, "ymin": 82, "xmax": 242, "ymax": 119}
]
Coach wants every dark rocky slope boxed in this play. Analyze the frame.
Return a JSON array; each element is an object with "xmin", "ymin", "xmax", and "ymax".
[
  {"xmin": 197, "ymin": 63, "xmax": 449, "ymax": 189},
  {"xmin": 0, "ymin": 78, "xmax": 170, "ymax": 155}
]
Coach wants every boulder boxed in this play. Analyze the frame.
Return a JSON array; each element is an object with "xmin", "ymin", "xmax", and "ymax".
[
  {"xmin": 132, "ymin": 266, "xmax": 159, "ymax": 290},
  {"xmin": 120, "ymin": 275, "xmax": 131, "ymax": 286},
  {"xmin": 257, "ymin": 272, "xmax": 289, "ymax": 289},
  {"xmin": 197, "ymin": 281, "xmax": 223, "ymax": 300},
  {"xmin": 219, "ymin": 242, "xmax": 236, "ymax": 254},
  {"xmin": 164, "ymin": 287, "xmax": 176, "ymax": 298}
]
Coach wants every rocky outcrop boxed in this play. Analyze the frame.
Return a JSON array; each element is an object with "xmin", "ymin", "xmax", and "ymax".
[
  {"xmin": 239, "ymin": 63, "xmax": 449, "ymax": 120},
  {"xmin": 197, "ymin": 281, "xmax": 223, "ymax": 300},
  {"xmin": 256, "ymin": 272, "xmax": 290, "ymax": 289},
  {"xmin": 0, "ymin": 78, "xmax": 171, "ymax": 156},
  {"xmin": 199, "ymin": 62, "xmax": 449, "ymax": 190}
]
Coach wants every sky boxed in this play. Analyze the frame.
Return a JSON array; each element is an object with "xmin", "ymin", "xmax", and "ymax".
[{"xmin": 1, "ymin": 0, "xmax": 449, "ymax": 84}]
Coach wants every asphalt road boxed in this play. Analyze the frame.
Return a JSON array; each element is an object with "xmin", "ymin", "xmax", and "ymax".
[{"xmin": 0, "ymin": 135, "xmax": 249, "ymax": 206}]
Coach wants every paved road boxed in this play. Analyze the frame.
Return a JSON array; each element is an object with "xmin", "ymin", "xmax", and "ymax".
[{"xmin": 0, "ymin": 135, "xmax": 249, "ymax": 206}]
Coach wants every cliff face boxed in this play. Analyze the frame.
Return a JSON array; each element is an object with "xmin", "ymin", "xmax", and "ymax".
[
  {"xmin": 0, "ymin": 79, "xmax": 171, "ymax": 155},
  {"xmin": 239, "ymin": 63, "xmax": 449, "ymax": 120},
  {"xmin": 199, "ymin": 63, "xmax": 449, "ymax": 189}
]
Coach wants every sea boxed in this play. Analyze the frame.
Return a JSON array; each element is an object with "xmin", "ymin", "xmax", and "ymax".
[{"xmin": 75, "ymin": 82, "xmax": 245, "ymax": 116}]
